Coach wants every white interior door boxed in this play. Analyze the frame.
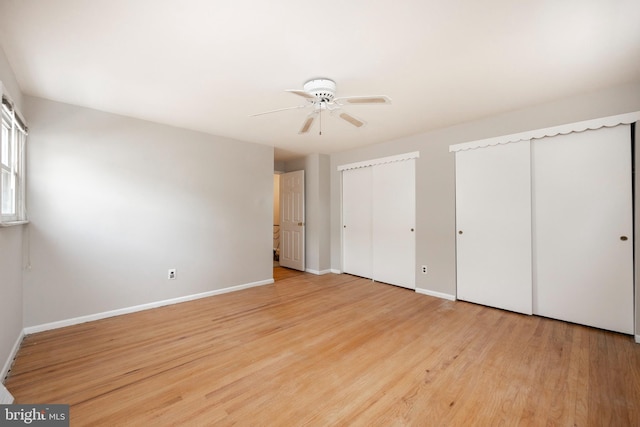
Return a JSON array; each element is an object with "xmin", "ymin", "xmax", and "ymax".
[
  {"xmin": 342, "ymin": 167, "xmax": 373, "ymax": 278},
  {"xmin": 372, "ymin": 160, "xmax": 416, "ymax": 289},
  {"xmin": 455, "ymin": 141, "xmax": 533, "ymax": 314},
  {"xmin": 280, "ymin": 170, "xmax": 305, "ymax": 271},
  {"xmin": 532, "ymin": 125, "xmax": 633, "ymax": 334}
]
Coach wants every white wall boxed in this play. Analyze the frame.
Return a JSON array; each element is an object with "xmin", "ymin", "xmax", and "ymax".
[
  {"xmin": 0, "ymin": 226, "xmax": 24, "ymax": 379},
  {"xmin": 0, "ymin": 45, "xmax": 25, "ymax": 379},
  {"xmin": 273, "ymin": 160, "xmax": 285, "ymax": 173},
  {"xmin": 23, "ymin": 96, "xmax": 274, "ymax": 328},
  {"xmin": 0, "ymin": 46, "xmax": 22, "ymax": 110},
  {"xmin": 331, "ymin": 82, "xmax": 640, "ymax": 304}
]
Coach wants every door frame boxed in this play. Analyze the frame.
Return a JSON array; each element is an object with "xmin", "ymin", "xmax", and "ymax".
[{"xmin": 338, "ymin": 152, "xmax": 419, "ymax": 285}]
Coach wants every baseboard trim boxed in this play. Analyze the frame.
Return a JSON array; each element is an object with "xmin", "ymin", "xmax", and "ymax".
[
  {"xmin": 635, "ymin": 334, "xmax": 640, "ymax": 344},
  {"xmin": 1, "ymin": 330, "xmax": 24, "ymax": 382},
  {"xmin": 330, "ymin": 269, "xmax": 342, "ymax": 274},
  {"xmin": 415, "ymin": 288, "xmax": 456, "ymax": 301},
  {"xmin": 305, "ymin": 268, "xmax": 332, "ymax": 276},
  {"xmin": 0, "ymin": 383, "xmax": 13, "ymax": 404},
  {"xmin": 24, "ymin": 278, "xmax": 274, "ymax": 335}
]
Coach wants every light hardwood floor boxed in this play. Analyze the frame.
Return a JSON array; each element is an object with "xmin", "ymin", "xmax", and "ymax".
[{"xmin": 5, "ymin": 269, "xmax": 640, "ymax": 426}]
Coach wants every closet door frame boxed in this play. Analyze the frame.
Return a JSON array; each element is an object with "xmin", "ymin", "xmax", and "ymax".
[
  {"xmin": 339, "ymin": 152, "xmax": 419, "ymax": 287},
  {"xmin": 451, "ymin": 112, "xmax": 639, "ymax": 337}
]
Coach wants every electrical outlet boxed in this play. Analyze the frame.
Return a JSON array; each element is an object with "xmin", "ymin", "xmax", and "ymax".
[
  {"xmin": 168, "ymin": 269, "xmax": 177, "ymax": 280},
  {"xmin": 421, "ymin": 265, "xmax": 427, "ymax": 274}
]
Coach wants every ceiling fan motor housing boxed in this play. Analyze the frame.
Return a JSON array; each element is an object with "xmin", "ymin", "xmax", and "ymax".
[{"xmin": 304, "ymin": 78, "xmax": 336, "ymax": 103}]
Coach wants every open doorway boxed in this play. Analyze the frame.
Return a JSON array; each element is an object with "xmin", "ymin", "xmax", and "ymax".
[
  {"xmin": 277, "ymin": 170, "xmax": 305, "ymax": 271},
  {"xmin": 273, "ymin": 170, "xmax": 306, "ymax": 281},
  {"xmin": 273, "ymin": 172, "xmax": 304, "ymax": 282}
]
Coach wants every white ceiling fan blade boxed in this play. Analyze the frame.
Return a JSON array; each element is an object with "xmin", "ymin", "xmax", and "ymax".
[
  {"xmin": 249, "ymin": 104, "xmax": 307, "ymax": 117},
  {"xmin": 333, "ymin": 95, "xmax": 391, "ymax": 106},
  {"xmin": 336, "ymin": 111, "xmax": 366, "ymax": 128},
  {"xmin": 286, "ymin": 89, "xmax": 317, "ymax": 100},
  {"xmin": 299, "ymin": 112, "xmax": 318, "ymax": 134}
]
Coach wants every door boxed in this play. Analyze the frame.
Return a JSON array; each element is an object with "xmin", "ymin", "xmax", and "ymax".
[
  {"xmin": 280, "ymin": 170, "xmax": 305, "ymax": 271},
  {"xmin": 342, "ymin": 167, "xmax": 373, "ymax": 278},
  {"xmin": 532, "ymin": 125, "xmax": 633, "ymax": 334},
  {"xmin": 372, "ymin": 160, "xmax": 416, "ymax": 289},
  {"xmin": 455, "ymin": 141, "xmax": 533, "ymax": 314}
]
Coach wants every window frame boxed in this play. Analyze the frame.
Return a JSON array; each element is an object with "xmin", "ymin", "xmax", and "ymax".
[{"xmin": 0, "ymin": 83, "xmax": 28, "ymax": 226}]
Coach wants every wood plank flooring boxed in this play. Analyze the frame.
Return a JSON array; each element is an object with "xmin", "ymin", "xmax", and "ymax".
[{"xmin": 5, "ymin": 269, "xmax": 640, "ymax": 426}]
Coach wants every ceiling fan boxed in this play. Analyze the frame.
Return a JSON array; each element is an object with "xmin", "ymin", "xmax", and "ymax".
[{"xmin": 250, "ymin": 78, "xmax": 391, "ymax": 135}]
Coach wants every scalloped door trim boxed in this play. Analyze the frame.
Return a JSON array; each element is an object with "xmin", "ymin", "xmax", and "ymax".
[
  {"xmin": 337, "ymin": 151, "xmax": 420, "ymax": 171},
  {"xmin": 449, "ymin": 111, "xmax": 640, "ymax": 153}
]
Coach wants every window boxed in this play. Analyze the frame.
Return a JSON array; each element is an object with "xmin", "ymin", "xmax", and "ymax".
[{"xmin": 1, "ymin": 91, "xmax": 27, "ymax": 224}]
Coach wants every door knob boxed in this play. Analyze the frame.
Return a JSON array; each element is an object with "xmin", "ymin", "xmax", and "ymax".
[
  {"xmin": 458, "ymin": 230, "xmax": 463, "ymax": 235},
  {"xmin": 411, "ymin": 228, "xmax": 414, "ymax": 232},
  {"xmin": 620, "ymin": 236, "xmax": 628, "ymax": 241}
]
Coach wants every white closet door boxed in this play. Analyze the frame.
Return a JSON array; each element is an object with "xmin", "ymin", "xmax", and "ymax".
[
  {"xmin": 532, "ymin": 125, "xmax": 633, "ymax": 334},
  {"xmin": 455, "ymin": 141, "xmax": 532, "ymax": 314},
  {"xmin": 342, "ymin": 167, "xmax": 373, "ymax": 279},
  {"xmin": 372, "ymin": 160, "xmax": 416, "ymax": 289}
]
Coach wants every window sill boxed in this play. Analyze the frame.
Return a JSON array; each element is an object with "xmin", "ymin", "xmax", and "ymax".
[{"xmin": 0, "ymin": 220, "xmax": 29, "ymax": 227}]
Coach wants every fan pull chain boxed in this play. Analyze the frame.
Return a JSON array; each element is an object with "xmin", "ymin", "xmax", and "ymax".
[{"xmin": 319, "ymin": 105, "xmax": 322, "ymax": 136}]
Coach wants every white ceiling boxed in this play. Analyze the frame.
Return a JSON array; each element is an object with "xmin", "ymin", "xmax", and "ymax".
[{"xmin": 1, "ymin": 0, "xmax": 639, "ymax": 161}]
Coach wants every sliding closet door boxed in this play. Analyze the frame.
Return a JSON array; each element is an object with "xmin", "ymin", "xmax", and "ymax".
[
  {"xmin": 532, "ymin": 125, "xmax": 633, "ymax": 334},
  {"xmin": 342, "ymin": 167, "xmax": 373, "ymax": 279},
  {"xmin": 455, "ymin": 141, "xmax": 532, "ymax": 314},
  {"xmin": 372, "ymin": 160, "xmax": 416, "ymax": 289}
]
